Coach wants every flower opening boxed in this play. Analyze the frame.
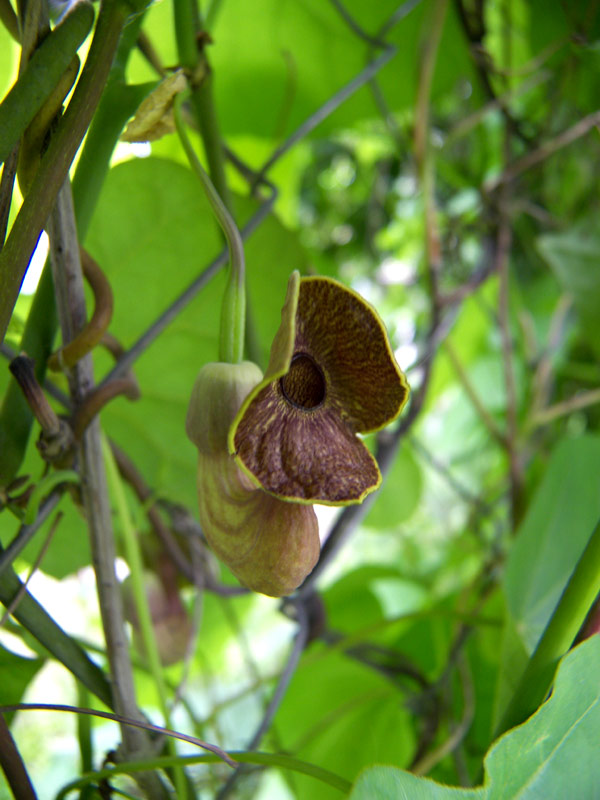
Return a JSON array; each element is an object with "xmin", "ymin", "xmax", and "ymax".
[{"xmin": 229, "ymin": 272, "xmax": 409, "ymax": 506}]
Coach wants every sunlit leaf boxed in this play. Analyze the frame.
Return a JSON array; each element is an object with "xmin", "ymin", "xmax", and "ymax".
[{"xmin": 350, "ymin": 636, "xmax": 600, "ymax": 799}]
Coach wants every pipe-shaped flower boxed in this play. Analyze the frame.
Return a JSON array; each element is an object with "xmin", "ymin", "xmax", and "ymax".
[
  {"xmin": 229, "ymin": 272, "xmax": 409, "ymax": 505},
  {"xmin": 186, "ymin": 360, "xmax": 320, "ymax": 597},
  {"xmin": 186, "ymin": 272, "xmax": 408, "ymax": 597}
]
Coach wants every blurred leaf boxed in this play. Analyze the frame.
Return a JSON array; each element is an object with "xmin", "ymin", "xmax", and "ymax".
[
  {"xmin": 351, "ymin": 635, "xmax": 600, "ymax": 799},
  {"xmin": 503, "ymin": 435, "xmax": 600, "ymax": 652},
  {"xmin": 0, "ymin": 644, "xmax": 44, "ymax": 724},
  {"xmin": 537, "ymin": 222, "xmax": 600, "ymax": 356},
  {"xmin": 278, "ymin": 648, "xmax": 415, "ymax": 800},
  {"xmin": 364, "ymin": 444, "xmax": 422, "ymax": 529},
  {"xmin": 323, "ymin": 565, "xmax": 400, "ymax": 634},
  {"xmin": 132, "ymin": 0, "xmax": 478, "ymax": 144}
]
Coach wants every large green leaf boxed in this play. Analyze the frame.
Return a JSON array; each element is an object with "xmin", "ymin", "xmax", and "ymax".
[
  {"xmin": 503, "ymin": 435, "xmax": 600, "ymax": 653},
  {"xmin": 350, "ymin": 634, "xmax": 600, "ymax": 799},
  {"xmin": 277, "ymin": 648, "xmax": 415, "ymax": 799},
  {"xmin": 364, "ymin": 444, "xmax": 422, "ymax": 529},
  {"xmin": 129, "ymin": 0, "xmax": 478, "ymax": 144},
  {"xmin": 85, "ymin": 155, "xmax": 309, "ymax": 512},
  {"xmin": 537, "ymin": 223, "xmax": 600, "ymax": 356}
]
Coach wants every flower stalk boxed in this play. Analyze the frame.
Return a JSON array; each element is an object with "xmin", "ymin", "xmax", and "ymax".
[{"xmin": 173, "ymin": 91, "xmax": 245, "ymax": 364}]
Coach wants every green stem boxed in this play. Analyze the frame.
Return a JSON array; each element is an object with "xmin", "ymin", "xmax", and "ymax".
[
  {"xmin": 0, "ymin": 553, "xmax": 113, "ymax": 707},
  {"xmin": 102, "ymin": 437, "xmax": 187, "ymax": 799},
  {"xmin": 174, "ymin": 91, "xmax": 245, "ymax": 364},
  {"xmin": 496, "ymin": 516, "xmax": 600, "ymax": 736},
  {"xmin": 172, "ymin": 0, "xmax": 232, "ymax": 212},
  {"xmin": 0, "ymin": 0, "xmax": 130, "ymax": 345},
  {"xmin": 0, "ymin": 4, "xmax": 150, "ymax": 489},
  {"xmin": 56, "ymin": 750, "xmax": 352, "ymax": 798},
  {"xmin": 0, "ymin": 1, "xmax": 95, "ymax": 166}
]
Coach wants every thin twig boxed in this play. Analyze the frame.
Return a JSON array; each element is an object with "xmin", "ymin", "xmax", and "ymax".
[
  {"xmin": 529, "ymin": 389, "xmax": 600, "ymax": 430},
  {"xmin": 0, "ymin": 715, "xmax": 38, "ymax": 800},
  {"xmin": 0, "ymin": 512, "xmax": 61, "ymax": 628},
  {"xmin": 327, "ymin": 0, "xmax": 387, "ymax": 48},
  {"xmin": 412, "ymin": 656, "xmax": 475, "ymax": 776},
  {"xmin": 443, "ymin": 340, "xmax": 507, "ymax": 446},
  {"xmin": 496, "ymin": 208, "xmax": 522, "ymax": 528},
  {"xmin": 0, "ymin": 704, "xmax": 236, "ymax": 767},
  {"xmin": 256, "ymin": 46, "xmax": 396, "ymax": 181},
  {"xmin": 47, "ymin": 181, "xmax": 168, "ymax": 799},
  {"xmin": 0, "ymin": 491, "xmax": 62, "ymax": 579},
  {"xmin": 485, "ymin": 109, "xmax": 600, "ymax": 191}
]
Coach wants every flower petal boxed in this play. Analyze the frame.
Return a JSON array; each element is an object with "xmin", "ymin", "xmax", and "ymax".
[
  {"xmin": 232, "ymin": 384, "xmax": 381, "ymax": 503},
  {"xmin": 187, "ymin": 359, "xmax": 320, "ymax": 596},
  {"xmin": 296, "ymin": 277, "xmax": 409, "ymax": 433},
  {"xmin": 229, "ymin": 273, "xmax": 409, "ymax": 505}
]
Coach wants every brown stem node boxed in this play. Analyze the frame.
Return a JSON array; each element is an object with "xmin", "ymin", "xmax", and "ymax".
[
  {"xmin": 9, "ymin": 354, "xmax": 61, "ymax": 436},
  {"xmin": 71, "ymin": 377, "xmax": 140, "ymax": 441}
]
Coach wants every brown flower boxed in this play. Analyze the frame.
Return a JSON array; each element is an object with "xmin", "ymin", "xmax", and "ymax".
[
  {"xmin": 186, "ymin": 272, "xmax": 408, "ymax": 597},
  {"xmin": 229, "ymin": 272, "xmax": 409, "ymax": 505}
]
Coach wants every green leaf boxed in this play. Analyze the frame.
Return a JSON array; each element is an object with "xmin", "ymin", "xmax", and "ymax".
[
  {"xmin": 350, "ymin": 635, "xmax": 600, "ymax": 799},
  {"xmin": 351, "ymin": 766, "xmax": 482, "ymax": 799},
  {"xmin": 85, "ymin": 156, "xmax": 309, "ymax": 511},
  {"xmin": 130, "ymin": 0, "xmax": 478, "ymax": 142},
  {"xmin": 503, "ymin": 435, "xmax": 600, "ymax": 653},
  {"xmin": 537, "ymin": 222, "xmax": 600, "ymax": 356},
  {"xmin": 0, "ymin": 644, "xmax": 44, "ymax": 724},
  {"xmin": 364, "ymin": 444, "xmax": 422, "ymax": 529},
  {"xmin": 277, "ymin": 648, "xmax": 415, "ymax": 799}
]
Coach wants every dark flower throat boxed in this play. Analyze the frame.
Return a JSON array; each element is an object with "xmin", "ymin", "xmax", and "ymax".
[{"xmin": 280, "ymin": 353, "xmax": 326, "ymax": 410}]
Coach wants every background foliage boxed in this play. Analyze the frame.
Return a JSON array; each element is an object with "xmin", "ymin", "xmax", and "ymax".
[{"xmin": 1, "ymin": 0, "xmax": 600, "ymax": 798}]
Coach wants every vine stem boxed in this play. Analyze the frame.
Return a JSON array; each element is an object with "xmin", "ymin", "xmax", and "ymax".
[
  {"xmin": 102, "ymin": 436, "xmax": 187, "ymax": 799},
  {"xmin": 47, "ymin": 181, "xmax": 168, "ymax": 800},
  {"xmin": 0, "ymin": 0, "xmax": 128, "ymax": 345},
  {"xmin": 173, "ymin": 91, "xmax": 246, "ymax": 364},
  {"xmin": 496, "ymin": 516, "xmax": 600, "ymax": 737}
]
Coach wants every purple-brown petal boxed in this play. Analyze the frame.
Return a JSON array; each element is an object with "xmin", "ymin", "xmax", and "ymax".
[
  {"xmin": 229, "ymin": 273, "xmax": 409, "ymax": 505},
  {"xmin": 295, "ymin": 277, "xmax": 409, "ymax": 433},
  {"xmin": 233, "ymin": 382, "xmax": 381, "ymax": 503}
]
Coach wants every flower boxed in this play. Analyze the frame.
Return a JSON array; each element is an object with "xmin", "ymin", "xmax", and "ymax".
[
  {"xmin": 229, "ymin": 272, "xmax": 409, "ymax": 505},
  {"xmin": 186, "ymin": 272, "xmax": 408, "ymax": 597},
  {"xmin": 186, "ymin": 361, "xmax": 320, "ymax": 597}
]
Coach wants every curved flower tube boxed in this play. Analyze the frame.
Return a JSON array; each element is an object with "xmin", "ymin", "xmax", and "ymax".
[
  {"xmin": 186, "ymin": 361, "xmax": 320, "ymax": 597},
  {"xmin": 186, "ymin": 272, "xmax": 409, "ymax": 597}
]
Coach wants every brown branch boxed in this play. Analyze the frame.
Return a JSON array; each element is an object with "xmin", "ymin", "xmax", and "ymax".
[
  {"xmin": 443, "ymin": 340, "xmax": 507, "ymax": 447},
  {"xmin": 47, "ymin": 180, "xmax": 169, "ymax": 800},
  {"xmin": 496, "ymin": 207, "xmax": 522, "ymax": 528},
  {"xmin": 71, "ymin": 377, "xmax": 139, "ymax": 440},
  {"xmin": 48, "ymin": 248, "xmax": 114, "ymax": 371},
  {"xmin": 485, "ymin": 109, "xmax": 600, "ymax": 192},
  {"xmin": 0, "ymin": 715, "xmax": 37, "ymax": 800}
]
